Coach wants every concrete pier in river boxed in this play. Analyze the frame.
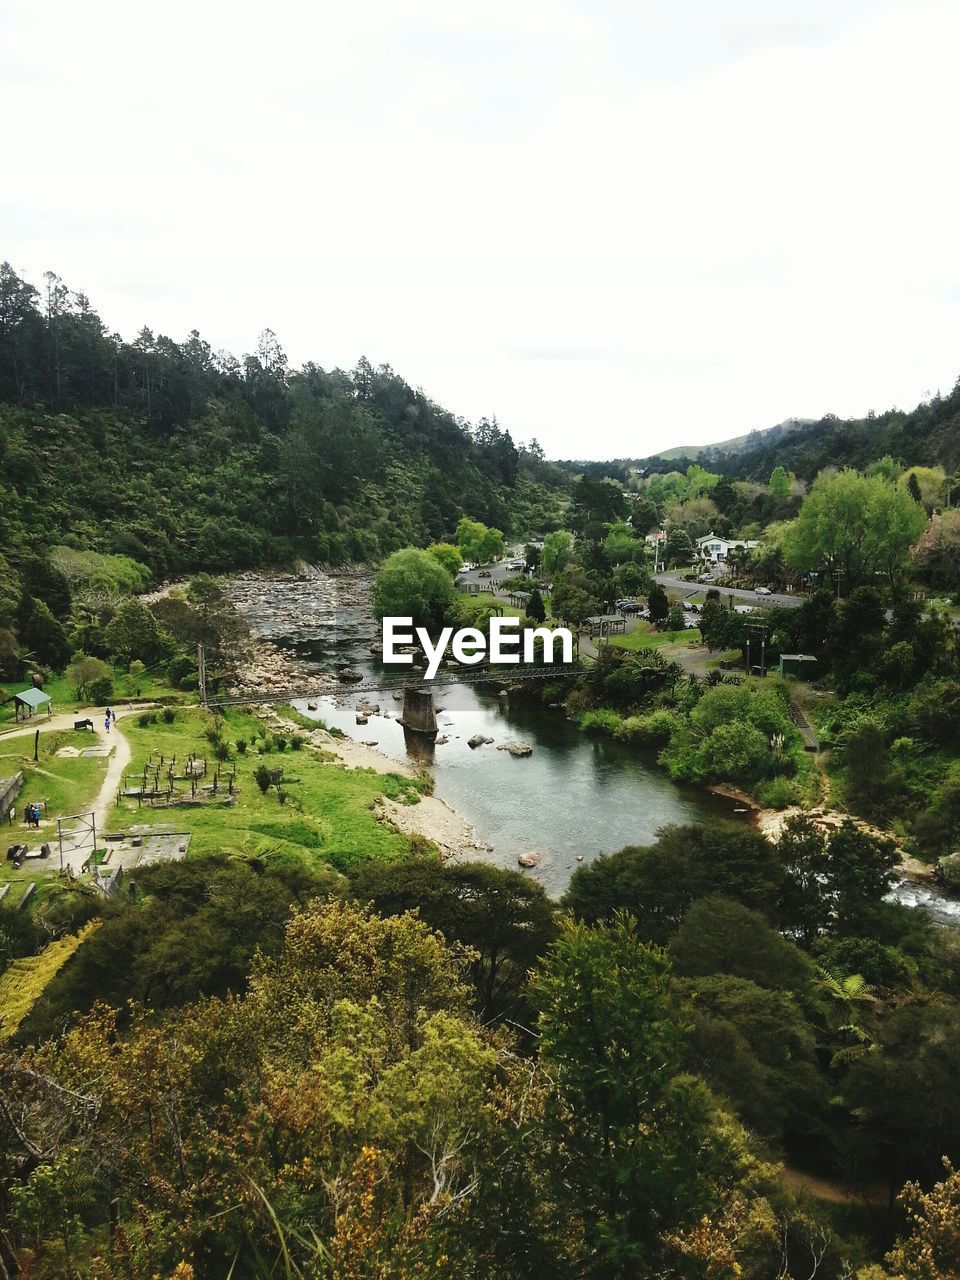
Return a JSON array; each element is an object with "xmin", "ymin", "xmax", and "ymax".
[{"xmin": 400, "ymin": 687, "xmax": 438, "ymax": 736}]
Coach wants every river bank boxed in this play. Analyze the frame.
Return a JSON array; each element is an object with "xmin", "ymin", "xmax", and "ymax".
[{"xmin": 258, "ymin": 705, "xmax": 486, "ymax": 860}]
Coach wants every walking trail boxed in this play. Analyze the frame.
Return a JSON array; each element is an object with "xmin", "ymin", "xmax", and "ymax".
[{"xmin": 1, "ymin": 705, "xmax": 145, "ymax": 833}]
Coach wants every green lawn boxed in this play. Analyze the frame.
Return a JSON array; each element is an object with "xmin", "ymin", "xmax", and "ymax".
[
  {"xmin": 611, "ymin": 623, "xmax": 702, "ymax": 650},
  {"xmin": 0, "ymin": 731, "xmax": 109, "ymax": 830},
  {"xmin": 0, "ymin": 667, "xmax": 188, "ymax": 727},
  {"xmin": 110, "ymin": 707, "xmax": 426, "ymax": 873}
]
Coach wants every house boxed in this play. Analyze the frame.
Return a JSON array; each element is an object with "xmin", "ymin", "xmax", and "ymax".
[{"xmin": 695, "ymin": 532, "xmax": 759, "ymax": 566}]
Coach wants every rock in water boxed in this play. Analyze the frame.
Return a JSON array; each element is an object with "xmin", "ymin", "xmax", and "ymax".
[
  {"xmin": 497, "ymin": 742, "xmax": 533, "ymax": 757},
  {"xmin": 338, "ymin": 668, "xmax": 363, "ymax": 683},
  {"xmin": 468, "ymin": 734, "xmax": 493, "ymax": 748},
  {"xmin": 518, "ymin": 851, "xmax": 541, "ymax": 868}
]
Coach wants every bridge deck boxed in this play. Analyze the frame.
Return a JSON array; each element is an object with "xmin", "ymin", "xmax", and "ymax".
[{"xmin": 206, "ymin": 664, "xmax": 583, "ymax": 708}]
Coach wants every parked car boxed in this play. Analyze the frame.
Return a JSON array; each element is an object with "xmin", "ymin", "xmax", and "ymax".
[
  {"xmin": 754, "ymin": 586, "xmax": 772, "ymax": 596},
  {"xmin": 616, "ymin": 599, "xmax": 641, "ymax": 613},
  {"xmin": 697, "ymin": 572, "xmax": 715, "ymax": 583},
  {"xmin": 682, "ymin": 601, "xmax": 700, "ymax": 613}
]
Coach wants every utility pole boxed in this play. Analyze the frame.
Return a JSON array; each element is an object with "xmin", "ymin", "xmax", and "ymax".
[{"xmin": 198, "ymin": 643, "xmax": 207, "ymax": 706}]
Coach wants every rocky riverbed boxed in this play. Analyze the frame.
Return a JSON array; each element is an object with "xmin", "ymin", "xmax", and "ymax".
[{"xmin": 223, "ymin": 564, "xmax": 372, "ymax": 697}]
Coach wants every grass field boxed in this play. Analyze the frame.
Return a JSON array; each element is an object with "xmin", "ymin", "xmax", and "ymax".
[
  {"xmin": 0, "ymin": 667, "xmax": 188, "ymax": 728},
  {"xmin": 110, "ymin": 706, "xmax": 426, "ymax": 872},
  {"xmin": 610, "ymin": 623, "xmax": 702, "ymax": 650}
]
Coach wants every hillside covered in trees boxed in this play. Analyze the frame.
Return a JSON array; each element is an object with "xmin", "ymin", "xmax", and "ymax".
[
  {"xmin": 0, "ymin": 262, "xmax": 567, "ymax": 607},
  {"xmin": 638, "ymin": 379, "xmax": 960, "ymax": 483}
]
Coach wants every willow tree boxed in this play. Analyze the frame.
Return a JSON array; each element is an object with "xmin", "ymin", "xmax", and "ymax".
[{"xmin": 782, "ymin": 469, "xmax": 926, "ymax": 593}]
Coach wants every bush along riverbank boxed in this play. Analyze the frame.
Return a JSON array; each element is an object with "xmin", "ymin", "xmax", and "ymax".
[{"xmin": 554, "ymin": 647, "xmax": 822, "ymax": 810}]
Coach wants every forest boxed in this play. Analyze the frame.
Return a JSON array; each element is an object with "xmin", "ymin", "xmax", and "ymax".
[{"xmin": 0, "ymin": 262, "xmax": 567, "ymax": 607}]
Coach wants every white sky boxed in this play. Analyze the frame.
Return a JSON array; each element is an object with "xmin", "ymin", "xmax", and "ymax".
[{"xmin": 2, "ymin": 0, "xmax": 958, "ymax": 459}]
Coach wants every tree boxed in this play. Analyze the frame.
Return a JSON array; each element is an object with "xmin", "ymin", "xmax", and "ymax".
[
  {"xmin": 768, "ymin": 465, "xmax": 791, "ymax": 499},
  {"xmin": 783, "ymin": 469, "xmax": 926, "ymax": 592},
  {"xmin": 541, "ymin": 529, "xmax": 573, "ymax": 576},
  {"xmin": 670, "ymin": 895, "xmax": 814, "ymax": 993},
  {"xmin": 603, "ymin": 520, "xmax": 641, "ymax": 566},
  {"xmin": 455, "ymin": 517, "xmax": 503, "ymax": 565},
  {"xmin": 647, "ymin": 582, "xmax": 669, "ymax": 625},
  {"xmin": 878, "ymin": 1160, "xmax": 960, "ymax": 1280},
  {"xmin": 664, "ymin": 527, "xmax": 694, "ymax": 568},
  {"xmin": 17, "ymin": 594, "xmax": 70, "ymax": 670},
  {"xmin": 526, "ymin": 588, "xmax": 546, "ymax": 622},
  {"xmin": 104, "ymin": 597, "xmax": 162, "ymax": 664},
  {"xmin": 776, "ymin": 815, "xmax": 898, "ymax": 943},
  {"xmin": 678, "ymin": 973, "xmax": 825, "ymax": 1141},
  {"xmin": 564, "ymin": 823, "xmax": 782, "ymax": 942},
  {"xmin": 425, "ymin": 542, "xmax": 462, "ymax": 577},
  {"xmin": 66, "ymin": 653, "xmax": 112, "ymax": 700},
  {"xmin": 349, "ymin": 858, "xmax": 557, "ymax": 1022},
  {"xmin": 372, "ymin": 547, "xmax": 456, "ymax": 630},
  {"xmin": 907, "ymin": 471, "xmax": 923, "ymax": 505},
  {"xmin": 531, "ymin": 915, "xmax": 775, "ymax": 1278},
  {"xmin": 664, "ymin": 603, "xmax": 685, "ymax": 632},
  {"xmin": 844, "ymin": 1003, "xmax": 960, "ymax": 1202}
]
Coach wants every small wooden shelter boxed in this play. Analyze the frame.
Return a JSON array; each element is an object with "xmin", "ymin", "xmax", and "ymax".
[{"xmin": 13, "ymin": 688, "xmax": 53, "ymax": 721}]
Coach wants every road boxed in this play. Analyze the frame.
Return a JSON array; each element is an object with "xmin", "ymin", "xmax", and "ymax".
[{"xmin": 654, "ymin": 572, "xmax": 805, "ymax": 610}]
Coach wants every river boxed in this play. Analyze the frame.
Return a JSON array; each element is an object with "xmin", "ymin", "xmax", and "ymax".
[
  {"xmin": 228, "ymin": 569, "xmax": 960, "ymax": 916},
  {"xmin": 229, "ymin": 570, "xmax": 734, "ymax": 896}
]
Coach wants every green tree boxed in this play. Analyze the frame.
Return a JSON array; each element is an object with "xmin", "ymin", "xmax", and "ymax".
[
  {"xmin": 670, "ymin": 895, "xmax": 814, "ymax": 993},
  {"xmin": 532, "ymin": 915, "xmax": 769, "ymax": 1278},
  {"xmin": 768, "ymin": 465, "xmax": 791, "ymax": 499},
  {"xmin": 526, "ymin": 588, "xmax": 546, "ymax": 622},
  {"xmin": 664, "ymin": 526, "xmax": 694, "ymax": 567},
  {"xmin": 564, "ymin": 823, "xmax": 782, "ymax": 942},
  {"xmin": 455, "ymin": 517, "xmax": 503, "ymax": 565},
  {"xmin": 65, "ymin": 653, "xmax": 112, "ymax": 700},
  {"xmin": 783, "ymin": 469, "xmax": 926, "ymax": 592},
  {"xmin": 647, "ymin": 582, "xmax": 669, "ymax": 625},
  {"xmin": 372, "ymin": 547, "xmax": 456, "ymax": 630},
  {"xmin": 425, "ymin": 541, "xmax": 462, "ymax": 576},
  {"xmin": 103, "ymin": 597, "xmax": 162, "ymax": 664},
  {"xmin": 349, "ymin": 858, "xmax": 557, "ymax": 1022},
  {"xmin": 541, "ymin": 529, "xmax": 573, "ymax": 576}
]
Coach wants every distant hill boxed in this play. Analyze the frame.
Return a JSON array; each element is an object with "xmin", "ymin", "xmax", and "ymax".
[
  {"xmin": 639, "ymin": 382, "xmax": 960, "ymax": 481},
  {"xmin": 653, "ymin": 418, "xmax": 814, "ymax": 463}
]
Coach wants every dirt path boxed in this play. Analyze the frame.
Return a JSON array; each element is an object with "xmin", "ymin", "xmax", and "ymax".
[{"xmin": 1, "ymin": 704, "xmax": 146, "ymax": 837}]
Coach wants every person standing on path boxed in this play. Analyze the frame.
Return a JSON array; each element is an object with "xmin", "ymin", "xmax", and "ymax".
[{"xmin": 104, "ymin": 708, "xmax": 112, "ymax": 733}]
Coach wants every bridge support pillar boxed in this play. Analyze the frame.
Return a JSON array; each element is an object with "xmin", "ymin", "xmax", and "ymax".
[{"xmin": 400, "ymin": 686, "xmax": 437, "ymax": 736}]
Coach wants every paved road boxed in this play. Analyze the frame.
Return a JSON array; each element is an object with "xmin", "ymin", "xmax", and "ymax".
[{"xmin": 654, "ymin": 572, "xmax": 805, "ymax": 610}]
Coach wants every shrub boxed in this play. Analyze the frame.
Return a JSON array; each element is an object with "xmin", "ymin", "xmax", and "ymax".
[
  {"xmin": 166, "ymin": 653, "xmax": 195, "ymax": 687},
  {"xmin": 161, "ymin": 708, "xmax": 176, "ymax": 724},
  {"xmin": 235, "ymin": 739, "xmax": 247, "ymax": 754},
  {"xmin": 253, "ymin": 765, "xmax": 272, "ymax": 795},
  {"xmin": 290, "ymin": 736, "xmax": 302, "ymax": 751},
  {"xmin": 274, "ymin": 735, "xmax": 287, "ymax": 752},
  {"xmin": 580, "ymin": 709, "xmax": 622, "ymax": 736},
  {"xmin": 615, "ymin": 709, "xmax": 683, "ymax": 748},
  {"xmin": 213, "ymin": 741, "xmax": 232, "ymax": 762},
  {"xmin": 755, "ymin": 775, "xmax": 797, "ymax": 809},
  {"xmin": 87, "ymin": 674, "xmax": 114, "ymax": 704},
  {"xmin": 137, "ymin": 711, "xmax": 157, "ymax": 727}
]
